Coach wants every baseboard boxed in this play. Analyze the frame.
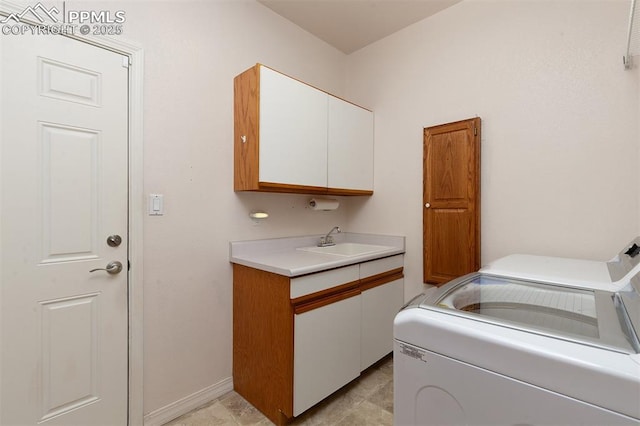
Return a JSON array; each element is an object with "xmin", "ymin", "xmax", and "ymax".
[{"xmin": 143, "ymin": 377, "xmax": 234, "ymax": 426}]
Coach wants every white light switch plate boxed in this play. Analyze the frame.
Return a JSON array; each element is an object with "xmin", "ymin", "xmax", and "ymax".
[{"xmin": 149, "ymin": 194, "xmax": 164, "ymax": 216}]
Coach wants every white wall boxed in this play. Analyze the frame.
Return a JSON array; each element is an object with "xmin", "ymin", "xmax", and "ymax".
[
  {"xmin": 344, "ymin": 0, "xmax": 640, "ymax": 299},
  {"xmin": 89, "ymin": 0, "xmax": 350, "ymax": 417}
]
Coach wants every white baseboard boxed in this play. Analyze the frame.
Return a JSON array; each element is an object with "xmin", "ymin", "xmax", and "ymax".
[{"xmin": 143, "ymin": 377, "xmax": 234, "ymax": 426}]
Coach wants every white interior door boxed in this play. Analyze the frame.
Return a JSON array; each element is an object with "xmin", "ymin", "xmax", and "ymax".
[{"xmin": 1, "ymin": 31, "xmax": 129, "ymax": 425}]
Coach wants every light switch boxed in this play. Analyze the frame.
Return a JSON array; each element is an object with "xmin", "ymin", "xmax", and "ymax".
[{"xmin": 149, "ymin": 194, "xmax": 164, "ymax": 216}]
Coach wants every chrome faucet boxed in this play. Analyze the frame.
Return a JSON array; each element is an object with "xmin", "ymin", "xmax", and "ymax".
[{"xmin": 319, "ymin": 226, "xmax": 341, "ymax": 247}]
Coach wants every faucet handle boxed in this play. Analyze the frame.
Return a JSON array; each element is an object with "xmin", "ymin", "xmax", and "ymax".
[{"xmin": 317, "ymin": 235, "xmax": 336, "ymax": 247}]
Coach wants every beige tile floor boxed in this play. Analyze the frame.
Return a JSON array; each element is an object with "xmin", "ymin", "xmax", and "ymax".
[{"xmin": 164, "ymin": 355, "xmax": 393, "ymax": 426}]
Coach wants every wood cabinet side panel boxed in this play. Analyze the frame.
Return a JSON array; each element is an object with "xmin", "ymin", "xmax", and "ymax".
[
  {"xmin": 234, "ymin": 65, "xmax": 260, "ymax": 191},
  {"xmin": 233, "ymin": 264, "xmax": 293, "ymax": 421}
]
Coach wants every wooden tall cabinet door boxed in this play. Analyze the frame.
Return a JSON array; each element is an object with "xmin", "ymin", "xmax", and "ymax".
[
  {"xmin": 423, "ymin": 118, "xmax": 480, "ymax": 285},
  {"xmin": 259, "ymin": 66, "xmax": 328, "ymax": 188},
  {"xmin": 327, "ymin": 96, "xmax": 374, "ymax": 192}
]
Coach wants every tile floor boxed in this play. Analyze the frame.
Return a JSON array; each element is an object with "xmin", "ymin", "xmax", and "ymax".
[{"xmin": 164, "ymin": 355, "xmax": 393, "ymax": 426}]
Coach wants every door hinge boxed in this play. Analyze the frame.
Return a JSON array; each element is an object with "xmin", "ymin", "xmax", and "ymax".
[
  {"xmin": 473, "ymin": 126, "xmax": 477, "ymax": 136},
  {"xmin": 122, "ymin": 56, "xmax": 130, "ymax": 68}
]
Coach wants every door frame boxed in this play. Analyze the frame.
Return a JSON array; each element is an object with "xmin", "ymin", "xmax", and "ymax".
[{"xmin": 0, "ymin": 2, "xmax": 144, "ymax": 424}]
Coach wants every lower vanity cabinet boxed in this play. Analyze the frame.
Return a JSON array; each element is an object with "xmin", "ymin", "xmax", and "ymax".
[{"xmin": 232, "ymin": 255, "xmax": 404, "ymax": 425}]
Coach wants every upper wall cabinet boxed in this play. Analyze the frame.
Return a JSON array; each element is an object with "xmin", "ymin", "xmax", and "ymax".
[{"xmin": 234, "ymin": 64, "xmax": 374, "ymax": 196}]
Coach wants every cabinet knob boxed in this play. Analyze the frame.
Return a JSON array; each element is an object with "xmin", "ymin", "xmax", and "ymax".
[
  {"xmin": 240, "ymin": 135, "xmax": 247, "ymax": 144},
  {"xmin": 425, "ymin": 203, "xmax": 431, "ymax": 208}
]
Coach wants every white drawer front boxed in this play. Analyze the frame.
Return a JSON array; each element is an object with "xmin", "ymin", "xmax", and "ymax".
[
  {"xmin": 290, "ymin": 265, "xmax": 359, "ymax": 299},
  {"xmin": 359, "ymin": 254, "xmax": 404, "ymax": 279}
]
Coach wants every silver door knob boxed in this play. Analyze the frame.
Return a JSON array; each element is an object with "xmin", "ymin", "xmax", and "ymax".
[
  {"xmin": 425, "ymin": 203, "xmax": 431, "ymax": 208},
  {"xmin": 107, "ymin": 235, "xmax": 122, "ymax": 247},
  {"xmin": 89, "ymin": 261, "xmax": 123, "ymax": 275}
]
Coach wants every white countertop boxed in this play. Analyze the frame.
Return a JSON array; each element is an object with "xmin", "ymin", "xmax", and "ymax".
[{"xmin": 229, "ymin": 233, "xmax": 405, "ymax": 277}]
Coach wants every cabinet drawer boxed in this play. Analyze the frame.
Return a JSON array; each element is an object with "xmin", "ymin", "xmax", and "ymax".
[
  {"xmin": 360, "ymin": 254, "xmax": 404, "ymax": 279},
  {"xmin": 290, "ymin": 265, "xmax": 359, "ymax": 299}
]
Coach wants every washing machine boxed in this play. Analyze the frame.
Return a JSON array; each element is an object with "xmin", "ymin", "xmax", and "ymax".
[
  {"xmin": 480, "ymin": 236, "xmax": 640, "ymax": 291},
  {"xmin": 394, "ymin": 271, "xmax": 640, "ymax": 426}
]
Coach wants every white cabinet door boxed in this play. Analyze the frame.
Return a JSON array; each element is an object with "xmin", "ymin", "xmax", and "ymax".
[
  {"xmin": 327, "ymin": 96, "xmax": 374, "ymax": 191},
  {"xmin": 361, "ymin": 278, "xmax": 404, "ymax": 371},
  {"xmin": 294, "ymin": 295, "xmax": 361, "ymax": 416},
  {"xmin": 259, "ymin": 66, "xmax": 328, "ymax": 187}
]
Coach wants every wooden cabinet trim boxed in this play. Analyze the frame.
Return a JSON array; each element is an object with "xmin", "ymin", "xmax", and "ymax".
[
  {"xmin": 326, "ymin": 187, "xmax": 374, "ymax": 196},
  {"xmin": 248, "ymin": 183, "xmax": 374, "ymax": 196},
  {"xmin": 291, "ymin": 280, "xmax": 360, "ymax": 314},
  {"xmin": 257, "ymin": 181, "xmax": 329, "ymax": 195},
  {"xmin": 359, "ymin": 268, "xmax": 404, "ymax": 292},
  {"xmin": 293, "ymin": 287, "xmax": 361, "ymax": 315}
]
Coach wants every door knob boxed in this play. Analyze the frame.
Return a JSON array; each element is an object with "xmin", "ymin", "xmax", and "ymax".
[
  {"xmin": 425, "ymin": 203, "xmax": 431, "ymax": 208},
  {"xmin": 89, "ymin": 261, "xmax": 123, "ymax": 275},
  {"xmin": 107, "ymin": 235, "xmax": 122, "ymax": 247}
]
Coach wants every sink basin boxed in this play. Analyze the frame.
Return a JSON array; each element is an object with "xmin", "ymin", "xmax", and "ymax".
[{"xmin": 297, "ymin": 243, "xmax": 394, "ymax": 257}]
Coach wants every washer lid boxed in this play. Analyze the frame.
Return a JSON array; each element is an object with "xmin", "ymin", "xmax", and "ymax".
[
  {"xmin": 422, "ymin": 273, "xmax": 639, "ymax": 354},
  {"xmin": 478, "ymin": 236, "xmax": 640, "ymax": 290}
]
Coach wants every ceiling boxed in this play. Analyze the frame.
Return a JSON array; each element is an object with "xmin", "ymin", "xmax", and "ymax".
[{"xmin": 258, "ymin": 0, "xmax": 462, "ymax": 54}]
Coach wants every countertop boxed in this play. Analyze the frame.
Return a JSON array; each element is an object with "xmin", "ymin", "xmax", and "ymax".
[{"xmin": 229, "ymin": 232, "xmax": 405, "ymax": 277}]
